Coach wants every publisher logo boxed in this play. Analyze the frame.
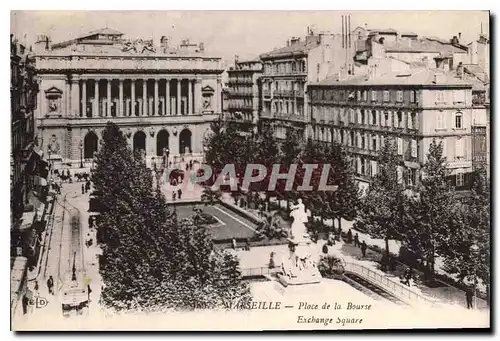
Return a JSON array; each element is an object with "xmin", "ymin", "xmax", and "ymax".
[{"xmin": 29, "ymin": 296, "xmax": 48, "ymax": 309}]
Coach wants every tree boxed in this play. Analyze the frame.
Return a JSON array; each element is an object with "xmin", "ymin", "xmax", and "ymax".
[
  {"xmin": 357, "ymin": 136, "xmax": 405, "ymax": 259},
  {"xmin": 328, "ymin": 142, "xmax": 361, "ymax": 232},
  {"xmin": 95, "ymin": 122, "xmax": 252, "ymax": 312},
  {"xmin": 412, "ymin": 139, "xmax": 456, "ymax": 279},
  {"xmin": 443, "ymin": 166, "xmax": 490, "ymax": 300}
]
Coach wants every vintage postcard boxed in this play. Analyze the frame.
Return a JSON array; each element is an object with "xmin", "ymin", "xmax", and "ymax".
[{"xmin": 10, "ymin": 10, "xmax": 490, "ymax": 331}]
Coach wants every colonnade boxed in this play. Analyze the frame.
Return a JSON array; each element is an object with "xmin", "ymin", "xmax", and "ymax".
[{"xmin": 67, "ymin": 78, "xmax": 208, "ymax": 118}]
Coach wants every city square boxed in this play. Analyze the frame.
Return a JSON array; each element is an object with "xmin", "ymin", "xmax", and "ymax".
[{"xmin": 10, "ymin": 10, "xmax": 490, "ymax": 330}]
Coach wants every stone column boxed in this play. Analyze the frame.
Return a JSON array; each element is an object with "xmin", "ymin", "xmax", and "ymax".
[
  {"xmin": 131, "ymin": 79, "xmax": 136, "ymax": 116},
  {"xmin": 195, "ymin": 78, "xmax": 202, "ymax": 114},
  {"xmin": 65, "ymin": 78, "xmax": 71, "ymax": 116},
  {"xmin": 165, "ymin": 79, "xmax": 170, "ymax": 116},
  {"xmin": 94, "ymin": 79, "xmax": 99, "ymax": 117},
  {"xmin": 177, "ymin": 79, "xmax": 182, "ymax": 115},
  {"xmin": 119, "ymin": 79, "xmax": 124, "ymax": 117},
  {"xmin": 142, "ymin": 79, "xmax": 147, "ymax": 116},
  {"xmin": 71, "ymin": 77, "xmax": 80, "ymax": 118},
  {"xmin": 82, "ymin": 79, "xmax": 87, "ymax": 117},
  {"xmin": 188, "ymin": 79, "xmax": 193, "ymax": 115},
  {"xmin": 107, "ymin": 79, "xmax": 112, "ymax": 117},
  {"xmin": 154, "ymin": 79, "xmax": 159, "ymax": 116},
  {"xmin": 216, "ymin": 76, "xmax": 221, "ymax": 113}
]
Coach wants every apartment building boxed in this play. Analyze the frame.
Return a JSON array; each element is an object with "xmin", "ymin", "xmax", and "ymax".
[
  {"xmin": 308, "ymin": 62, "xmax": 486, "ymax": 192},
  {"xmin": 224, "ymin": 58, "xmax": 262, "ymax": 134},
  {"xmin": 259, "ymin": 28, "xmax": 353, "ymax": 140}
]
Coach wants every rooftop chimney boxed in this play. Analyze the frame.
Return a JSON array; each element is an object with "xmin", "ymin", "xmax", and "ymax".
[
  {"xmin": 34, "ymin": 34, "xmax": 51, "ymax": 52},
  {"xmin": 290, "ymin": 37, "xmax": 301, "ymax": 45},
  {"xmin": 457, "ymin": 62, "xmax": 464, "ymax": 79},
  {"xmin": 160, "ymin": 36, "xmax": 169, "ymax": 49},
  {"xmin": 199, "ymin": 42, "xmax": 204, "ymax": 52},
  {"xmin": 458, "ymin": 32, "xmax": 462, "ymax": 40}
]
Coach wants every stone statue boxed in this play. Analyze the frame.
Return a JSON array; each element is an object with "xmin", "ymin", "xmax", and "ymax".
[
  {"xmin": 289, "ymin": 199, "xmax": 308, "ymax": 241},
  {"xmin": 276, "ymin": 198, "xmax": 321, "ymax": 286},
  {"xmin": 47, "ymin": 134, "xmax": 60, "ymax": 155}
]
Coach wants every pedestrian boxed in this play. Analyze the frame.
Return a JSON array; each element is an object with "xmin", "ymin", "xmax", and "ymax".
[
  {"xmin": 269, "ymin": 252, "xmax": 275, "ymax": 269},
  {"xmin": 81, "ymin": 184, "xmax": 85, "ymax": 195},
  {"xmin": 466, "ymin": 287, "xmax": 474, "ymax": 309},
  {"xmin": 189, "ymin": 159, "xmax": 193, "ymax": 170},
  {"xmin": 322, "ymin": 243, "xmax": 329, "ymax": 254},
  {"xmin": 347, "ymin": 229, "xmax": 353, "ymax": 244},
  {"xmin": 361, "ymin": 241, "xmax": 367, "ymax": 258},
  {"xmin": 22, "ymin": 294, "xmax": 29, "ymax": 315},
  {"xmin": 86, "ymin": 180, "xmax": 91, "ymax": 192},
  {"xmin": 232, "ymin": 238, "xmax": 237, "ymax": 250},
  {"xmin": 172, "ymin": 192, "xmax": 176, "ymax": 201},
  {"xmin": 88, "ymin": 216, "xmax": 93, "ymax": 229},
  {"xmin": 185, "ymin": 163, "xmax": 189, "ymax": 171},
  {"xmin": 34, "ymin": 281, "xmax": 39, "ymax": 292},
  {"xmin": 354, "ymin": 233, "xmax": 359, "ymax": 247},
  {"xmin": 47, "ymin": 276, "xmax": 54, "ymax": 295},
  {"xmin": 245, "ymin": 238, "xmax": 251, "ymax": 251},
  {"xmin": 177, "ymin": 188, "xmax": 182, "ymax": 200}
]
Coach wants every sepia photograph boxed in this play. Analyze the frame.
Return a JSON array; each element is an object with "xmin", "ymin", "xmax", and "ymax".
[{"xmin": 9, "ymin": 9, "xmax": 491, "ymax": 331}]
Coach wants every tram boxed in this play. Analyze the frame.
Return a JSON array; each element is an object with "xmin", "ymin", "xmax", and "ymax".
[{"xmin": 61, "ymin": 252, "xmax": 89, "ymax": 317}]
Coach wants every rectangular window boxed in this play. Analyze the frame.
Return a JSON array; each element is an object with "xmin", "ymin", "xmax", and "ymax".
[
  {"xmin": 396, "ymin": 90, "xmax": 403, "ymax": 102},
  {"xmin": 407, "ymin": 168, "xmax": 416, "ymax": 186},
  {"xmin": 372, "ymin": 110, "xmax": 377, "ymax": 125},
  {"xmin": 383, "ymin": 90, "xmax": 390, "ymax": 102},
  {"xmin": 411, "ymin": 139, "xmax": 417, "ymax": 157},
  {"xmin": 397, "ymin": 166, "xmax": 404, "ymax": 184},
  {"xmin": 363, "ymin": 90, "xmax": 368, "ymax": 102},
  {"xmin": 456, "ymin": 171, "xmax": 464, "ymax": 187},
  {"xmin": 455, "ymin": 113, "xmax": 463, "ymax": 129},
  {"xmin": 356, "ymin": 90, "xmax": 361, "ymax": 101},
  {"xmin": 372, "ymin": 137, "xmax": 377, "ymax": 151},
  {"xmin": 371, "ymin": 90, "xmax": 377, "ymax": 102},
  {"xmin": 436, "ymin": 113, "xmax": 444, "ymax": 129},
  {"xmin": 361, "ymin": 135, "xmax": 366, "ymax": 149},
  {"xmin": 456, "ymin": 138, "xmax": 464, "ymax": 158},
  {"xmin": 371, "ymin": 160, "xmax": 377, "ymax": 177},
  {"xmin": 454, "ymin": 90, "xmax": 465, "ymax": 103},
  {"xmin": 397, "ymin": 137, "xmax": 403, "ymax": 155},
  {"xmin": 410, "ymin": 90, "xmax": 416, "ymax": 103},
  {"xmin": 436, "ymin": 91, "xmax": 446, "ymax": 103}
]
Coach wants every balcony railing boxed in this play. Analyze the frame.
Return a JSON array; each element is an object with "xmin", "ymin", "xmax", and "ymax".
[
  {"xmin": 344, "ymin": 262, "xmax": 437, "ymax": 307},
  {"xmin": 273, "ymin": 90, "xmax": 294, "ymax": 97},
  {"xmin": 260, "ymin": 111, "xmax": 273, "ymax": 118},
  {"xmin": 262, "ymin": 90, "xmax": 272, "ymax": 98}
]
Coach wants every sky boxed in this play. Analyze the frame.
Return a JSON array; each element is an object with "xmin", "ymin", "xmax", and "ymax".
[{"xmin": 10, "ymin": 10, "xmax": 490, "ymax": 66}]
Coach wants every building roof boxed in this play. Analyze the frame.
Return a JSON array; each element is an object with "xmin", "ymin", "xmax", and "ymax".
[
  {"xmin": 85, "ymin": 27, "xmax": 124, "ymax": 37},
  {"xmin": 401, "ymin": 32, "xmax": 418, "ymax": 36},
  {"xmin": 384, "ymin": 38, "xmax": 466, "ymax": 54},
  {"xmin": 369, "ymin": 28, "xmax": 399, "ymax": 35},
  {"xmin": 260, "ymin": 37, "xmax": 320, "ymax": 59},
  {"xmin": 312, "ymin": 68, "xmax": 474, "ymax": 88}
]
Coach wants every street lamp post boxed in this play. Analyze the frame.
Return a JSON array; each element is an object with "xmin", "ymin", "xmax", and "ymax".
[{"xmin": 79, "ymin": 140, "xmax": 84, "ymax": 168}]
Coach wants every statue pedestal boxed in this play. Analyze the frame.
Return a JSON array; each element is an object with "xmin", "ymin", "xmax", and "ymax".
[{"xmin": 276, "ymin": 237, "xmax": 322, "ymax": 287}]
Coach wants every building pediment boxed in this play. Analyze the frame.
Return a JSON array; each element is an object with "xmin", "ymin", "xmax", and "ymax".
[
  {"xmin": 202, "ymin": 85, "xmax": 215, "ymax": 94},
  {"xmin": 44, "ymin": 86, "xmax": 63, "ymax": 97}
]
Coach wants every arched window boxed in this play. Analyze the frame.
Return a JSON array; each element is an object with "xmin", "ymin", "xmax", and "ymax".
[
  {"xmin": 455, "ymin": 112, "xmax": 463, "ymax": 129},
  {"xmin": 84, "ymin": 131, "xmax": 98, "ymax": 159},
  {"xmin": 179, "ymin": 129, "xmax": 192, "ymax": 155}
]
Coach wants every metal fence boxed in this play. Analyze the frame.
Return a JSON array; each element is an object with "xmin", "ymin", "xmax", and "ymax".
[
  {"xmin": 344, "ymin": 262, "xmax": 436, "ymax": 306},
  {"xmin": 241, "ymin": 266, "xmax": 281, "ymax": 278}
]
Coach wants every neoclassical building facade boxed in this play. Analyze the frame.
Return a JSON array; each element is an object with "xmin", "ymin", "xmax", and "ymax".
[{"xmin": 34, "ymin": 28, "xmax": 223, "ymax": 166}]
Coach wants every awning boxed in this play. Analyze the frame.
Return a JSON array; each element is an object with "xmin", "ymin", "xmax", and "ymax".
[{"xmin": 30, "ymin": 149, "xmax": 49, "ymax": 179}]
